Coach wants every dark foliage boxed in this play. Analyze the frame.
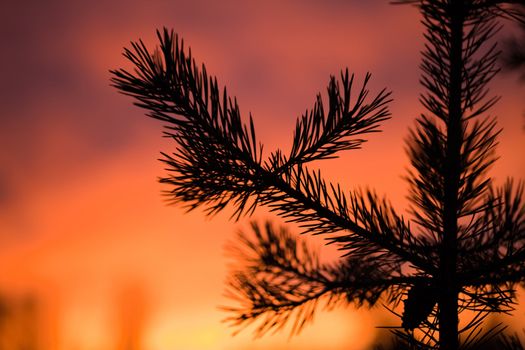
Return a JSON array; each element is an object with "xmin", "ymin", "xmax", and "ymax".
[
  {"xmin": 111, "ymin": 1, "xmax": 525, "ymax": 349},
  {"xmin": 503, "ymin": 4, "xmax": 525, "ymax": 79}
]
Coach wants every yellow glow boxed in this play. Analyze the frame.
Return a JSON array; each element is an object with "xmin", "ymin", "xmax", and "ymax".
[
  {"xmin": 62, "ymin": 307, "xmax": 110, "ymax": 350},
  {"xmin": 145, "ymin": 307, "xmax": 376, "ymax": 350}
]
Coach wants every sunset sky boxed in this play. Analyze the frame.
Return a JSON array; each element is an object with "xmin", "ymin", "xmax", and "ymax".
[{"xmin": 0, "ymin": 1, "xmax": 524, "ymax": 349}]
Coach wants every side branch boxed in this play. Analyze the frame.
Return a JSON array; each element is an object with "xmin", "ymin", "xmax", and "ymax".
[{"xmin": 224, "ymin": 221, "xmax": 429, "ymax": 336}]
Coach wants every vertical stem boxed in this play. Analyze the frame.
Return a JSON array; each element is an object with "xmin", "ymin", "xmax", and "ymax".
[{"xmin": 440, "ymin": 1, "xmax": 464, "ymax": 349}]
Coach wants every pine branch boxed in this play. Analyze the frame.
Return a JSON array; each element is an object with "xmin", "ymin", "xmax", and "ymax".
[
  {"xmin": 270, "ymin": 70, "xmax": 391, "ymax": 170},
  {"xmin": 111, "ymin": 29, "xmax": 265, "ymax": 218},
  {"xmin": 111, "ymin": 28, "xmax": 436, "ymax": 273},
  {"xmin": 458, "ymin": 180, "xmax": 525, "ymax": 284},
  {"xmin": 223, "ymin": 221, "xmax": 425, "ymax": 336},
  {"xmin": 259, "ymin": 165, "xmax": 436, "ymax": 272}
]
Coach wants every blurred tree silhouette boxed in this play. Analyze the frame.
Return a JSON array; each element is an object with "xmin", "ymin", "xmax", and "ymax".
[
  {"xmin": 114, "ymin": 284, "xmax": 149, "ymax": 350},
  {"xmin": 502, "ymin": 3, "xmax": 525, "ymax": 130},
  {"xmin": 0, "ymin": 294, "xmax": 40, "ymax": 350},
  {"xmin": 111, "ymin": 1, "xmax": 525, "ymax": 349},
  {"xmin": 503, "ymin": 3, "xmax": 525, "ymax": 79}
]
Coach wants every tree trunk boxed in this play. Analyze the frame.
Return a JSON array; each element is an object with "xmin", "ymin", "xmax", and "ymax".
[{"xmin": 439, "ymin": 1, "xmax": 464, "ymax": 349}]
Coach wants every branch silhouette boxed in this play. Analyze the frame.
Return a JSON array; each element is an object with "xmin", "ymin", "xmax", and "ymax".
[{"xmin": 111, "ymin": 1, "xmax": 525, "ymax": 349}]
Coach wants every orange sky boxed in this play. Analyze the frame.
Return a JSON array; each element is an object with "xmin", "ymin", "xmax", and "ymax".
[{"xmin": 0, "ymin": 1, "xmax": 524, "ymax": 349}]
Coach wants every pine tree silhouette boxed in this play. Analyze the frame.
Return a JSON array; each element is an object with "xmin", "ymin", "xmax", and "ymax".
[{"xmin": 111, "ymin": 1, "xmax": 525, "ymax": 349}]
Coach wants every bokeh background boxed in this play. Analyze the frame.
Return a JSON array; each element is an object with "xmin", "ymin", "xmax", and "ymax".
[{"xmin": 0, "ymin": 1, "xmax": 523, "ymax": 349}]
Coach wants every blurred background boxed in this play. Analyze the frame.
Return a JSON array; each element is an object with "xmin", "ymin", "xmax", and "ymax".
[{"xmin": 0, "ymin": 0, "xmax": 523, "ymax": 349}]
